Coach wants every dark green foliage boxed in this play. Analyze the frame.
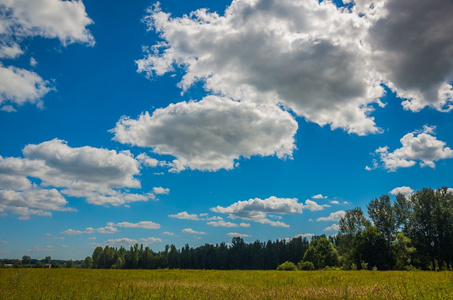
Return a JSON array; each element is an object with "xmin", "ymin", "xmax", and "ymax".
[
  {"xmin": 88, "ymin": 236, "xmax": 309, "ymax": 270},
  {"xmin": 297, "ymin": 261, "xmax": 315, "ymax": 270},
  {"xmin": 22, "ymin": 255, "xmax": 31, "ymax": 265},
  {"xmin": 336, "ymin": 187, "xmax": 453, "ymax": 271}
]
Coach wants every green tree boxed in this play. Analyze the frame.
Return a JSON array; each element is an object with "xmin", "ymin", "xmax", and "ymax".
[
  {"xmin": 13, "ymin": 260, "xmax": 22, "ymax": 268},
  {"xmin": 394, "ymin": 193, "xmax": 413, "ymax": 234},
  {"xmin": 22, "ymin": 255, "xmax": 31, "ymax": 266},
  {"xmin": 65, "ymin": 260, "xmax": 75, "ymax": 268},
  {"xmin": 356, "ymin": 226, "xmax": 389, "ymax": 270},
  {"xmin": 392, "ymin": 232, "xmax": 416, "ymax": 270},
  {"xmin": 81, "ymin": 256, "xmax": 93, "ymax": 269},
  {"xmin": 367, "ymin": 194, "xmax": 397, "ymax": 246},
  {"xmin": 338, "ymin": 207, "xmax": 371, "ymax": 268},
  {"xmin": 410, "ymin": 188, "xmax": 439, "ymax": 269},
  {"xmin": 92, "ymin": 247, "xmax": 102, "ymax": 268},
  {"xmin": 44, "ymin": 256, "xmax": 51, "ymax": 264},
  {"xmin": 367, "ymin": 194, "xmax": 397, "ymax": 268},
  {"xmin": 302, "ymin": 235, "xmax": 339, "ymax": 269}
]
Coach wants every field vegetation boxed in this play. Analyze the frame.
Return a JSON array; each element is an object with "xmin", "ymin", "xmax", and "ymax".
[{"xmin": 1, "ymin": 268, "xmax": 452, "ymax": 299}]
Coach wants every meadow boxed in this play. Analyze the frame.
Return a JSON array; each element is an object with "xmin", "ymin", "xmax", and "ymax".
[{"xmin": 1, "ymin": 269, "xmax": 452, "ymax": 299}]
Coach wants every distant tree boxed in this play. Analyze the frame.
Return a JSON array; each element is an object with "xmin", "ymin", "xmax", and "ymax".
[
  {"xmin": 44, "ymin": 256, "xmax": 51, "ymax": 264},
  {"xmin": 168, "ymin": 244, "xmax": 179, "ymax": 269},
  {"xmin": 13, "ymin": 260, "xmax": 22, "ymax": 268},
  {"xmin": 92, "ymin": 247, "xmax": 102, "ymax": 268},
  {"xmin": 34, "ymin": 261, "xmax": 44, "ymax": 268},
  {"xmin": 65, "ymin": 260, "xmax": 75, "ymax": 268},
  {"xmin": 22, "ymin": 255, "xmax": 31, "ymax": 266},
  {"xmin": 81, "ymin": 256, "xmax": 93, "ymax": 269}
]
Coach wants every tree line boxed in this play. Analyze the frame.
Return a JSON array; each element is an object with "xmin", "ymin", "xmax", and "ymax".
[
  {"xmin": 3, "ymin": 187, "xmax": 451, "ymax": 271},
  {"xmin": 337, "ymin": 187, "xmax": 453, "ymax": 270},
  {"xmin": 85, "ymin": 187, "xmax": 452, "ymax": 271}
]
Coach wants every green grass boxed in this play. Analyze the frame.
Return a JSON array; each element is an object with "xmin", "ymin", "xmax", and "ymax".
[{"xmin": 1, "ymin": 269, "xmax": 452, "ymax": 299}]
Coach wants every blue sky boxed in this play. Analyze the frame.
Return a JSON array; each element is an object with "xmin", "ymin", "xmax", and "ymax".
[{"xmin": 0, "ymin": 0, "xmax": 452, "ymax": 260}]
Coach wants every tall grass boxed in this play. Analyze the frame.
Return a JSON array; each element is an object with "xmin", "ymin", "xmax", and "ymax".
[{"xmin": 1, "ymin": 269, "xmax": 452, "ymax": 299}]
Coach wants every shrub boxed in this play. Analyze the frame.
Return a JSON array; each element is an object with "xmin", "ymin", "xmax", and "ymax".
[
  {"xmin": 298, "ymin": 261, "xmax": 315, "ymax": 271},
  {"xmin": 277, "ymin": 261, "xmax": 297, "ymax": 271}
]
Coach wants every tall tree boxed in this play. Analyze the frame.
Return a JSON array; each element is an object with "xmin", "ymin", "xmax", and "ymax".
[
  {"xmin": 410, "ymin": 188, "xmax": 439, "ymax": 270},
  {"xmin": 338, "ymin": 207, "xmax": 371, "ymax": 268}
]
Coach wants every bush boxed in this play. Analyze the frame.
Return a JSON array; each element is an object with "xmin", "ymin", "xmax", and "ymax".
[
  {"xmin": 297, "ymin": 261, "xmax": 315, "ymax": 270},
  {"xmin": 277, "ymin": 261, "xmax": 297, "ymax": 271}
]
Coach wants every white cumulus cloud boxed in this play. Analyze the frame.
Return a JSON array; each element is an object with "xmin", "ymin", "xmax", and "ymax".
[
  {"xmin": 112, "ymin": 96, "xmax": 297, "ymax": 172},
  {"xmin": 303, "ymin": 199, "xmax": 324, "ymax": 212},
  {"xmin": 227, "ymin": 232, "xmax": 251, "ymax": 238},
  {"xmin": 138, "ymin": 0, "xmax": 384, "ymax": 135},
  {"xmin": 169, "ymin": 211, "xmax": 200, "ymax": 221},
  {"xmin": 317, "ymin": 210, "xmax": 346, "ymax": 222},
  {"xmin": 323, "ymin": 224, "xmax": 340, "ymax": 232},
  {"xmin": 137, "ymin": 0, "xmax": 453, "ymax": 141},
  {"xmin": 182, "ymin": 228, "xmax": 206, "ymax": 235},
  {"xmin": 0, "ymin": 139, "xmax": 153, "ymax": 218},
  {"xmin": 153, "ymin": 187, "xmax": 169, "ymax": 195},
  {"xmin": 375, "ymin": 126, "xmax": 453, "ymax": 171},
  {"xmin": 0, "ymin": 0, "xmax": 94, "ymax": 111},
  {"xmin": 211, "ymin": 196, "xmax": 303, "ymax": 227},
  {"xmin": 0, "ymin": 188, "xmax": 74, "ymax": 220},
  {"xmin": 390, "ymin": 186, "xmax": 413, "ymax": 196},
  {"xmin": 365, "ymin": 0, "xmax": 453, "ymax": 112},
  {"xmin": 207, "ymin": 220, "xmax": 239, "ymax": 228},
  {"xmin": 115, "ymin": 221, "xmax": 161, "ymax": 229}
]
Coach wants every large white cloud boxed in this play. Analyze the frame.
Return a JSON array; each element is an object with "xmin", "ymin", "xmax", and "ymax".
[
  {"xmin": 375, "ymin": 126, "xmax": 453, "ymax": 171},
  {"xmin": 0, "ymin": 0, "xmax": 94, "ymax": 110},
  {"xmin": 0, "ymin": 139, "xmax": 153, "ymax": 218},
  {"xmin": 211, "ymin": 196, "xmax": 303, "ymax": 227},
  {"xmin": 112, "ymin": 96, "xmax": 297, "ymax": 172},
  {"xmin": 137, "ymin": 0, "xmax": 453, "ymax": 139},
  {"xmin": 0, "ymin": 188, "xmax": 73, "ymax": 220},
  {"xmin": 0, "ymin": 0, "xmax": 94, "ymax": 46},
  {"xmin": 137, "ymin": 0, "xmax": 384, "ymax": 135},
  {"xmin": 21, "ymin": 139, "xmax": 141, "ymax": 189},
  {"xmin": 366, "ymin": 0, "xmax": 453, "ymax": 112},
  {"xmin": 0, "ymin": 63, "xmax": 52, "ymax": 110}
]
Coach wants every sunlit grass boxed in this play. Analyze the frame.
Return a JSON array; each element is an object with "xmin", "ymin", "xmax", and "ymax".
[{"xmin": 1, "ymin": 269, "xmax": 452, "ymax": 299}]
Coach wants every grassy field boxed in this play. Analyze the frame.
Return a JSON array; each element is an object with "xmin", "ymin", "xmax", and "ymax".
[{"xmin": 1, "ymin": 269, "xmax": 452, "ymax": 299}]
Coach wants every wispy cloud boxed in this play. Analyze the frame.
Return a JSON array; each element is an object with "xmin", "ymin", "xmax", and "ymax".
[{"xmin": 182, "ymin": 228, "xmax": 206, "ymax": 235}]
